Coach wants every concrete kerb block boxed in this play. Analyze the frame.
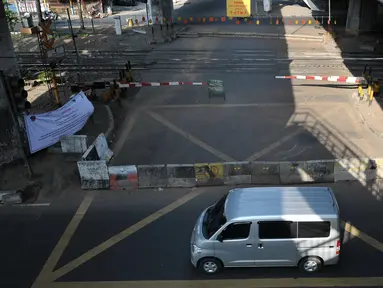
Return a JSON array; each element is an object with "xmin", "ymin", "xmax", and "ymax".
[
  {"xmin": 109, "ymin": 165, "xmax": 138, "ymax": 190},
  {"xmin": 251, "ymin": 162, "xmax": 280, "ymax": 184},
  {"xmin": 60, "ymin": 135, "xmax": 88, "ymax": 153},
  {"xmin": 279, "ymin": 160, "xmax": 335, "ymax": 184},
  {"xmin": 224, "ymin": 162, "xmax": 252, "ymax": 185},
  {"xmin": 137, "ymin": 165, "xmax": 168, "ymax": 188},
  {"xmin": 304, "ymin": 160, "xmax": 335, "ymax": 183},
  {"xmin": 77, "ymin": 160, "xmax": 109, "ymax": 190},
  {"xmin": 334, "ymin": 158, "xmax": 383, "ymax": 183},
  {"xmin": 94, "ymin": 133, "xmax": 114, "ymax": 163},
  {"xmin": 194, "ymin": 163, "xmax": 224, "ymax": 186},
  {"xmin": 167, "ymin": 164, "xmax": 196, "ymax": 188},
  {"xmin": 1, "ymin": 191, "xmax": 23, "ymax": 205},
  {"xmin": 81, "ymin": 144, "xmax": 100, "ymax": 161}
]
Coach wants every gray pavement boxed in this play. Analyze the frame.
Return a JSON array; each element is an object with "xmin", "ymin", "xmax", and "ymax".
[
  {"xmin": 109, "ymin": 36, "xmax": 383, "ymax": 166},
  {"xmin": 2, "ymin": 182, "xmax": 382, "ymax": 288}
]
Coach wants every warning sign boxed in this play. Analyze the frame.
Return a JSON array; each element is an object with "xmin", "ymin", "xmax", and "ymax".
[{"xmin": 226, "ymin": 0, "xmax": 251, "ymax": 17}]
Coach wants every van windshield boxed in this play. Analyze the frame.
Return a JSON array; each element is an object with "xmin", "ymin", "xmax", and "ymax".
[{"xmin": 204, "ymin": 194, "xmax": 227, "ymax": 238}]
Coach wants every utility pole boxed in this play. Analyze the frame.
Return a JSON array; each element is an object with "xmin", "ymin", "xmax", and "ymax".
[
  {"xmin": 328, "ymin": 0, "xmax": 331, "ymax": 23},
  {"xmin": 35, "ymin": 0, "xmax": 43, "ymax": 23},
  {"xmin": 78, "ymin": 0, "xmax": 85, "ymax": 29},
  {"xmin": 67, "ymin": 8, "xmax": 81, "ymax": 81},
  {"xmin": 0, "ymin": 72, "xmax": 33, "ymax": 178}
]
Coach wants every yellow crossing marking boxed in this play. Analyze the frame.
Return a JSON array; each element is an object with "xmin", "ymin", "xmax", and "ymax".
[
  {"xmin": 31, "ymin": 193, "xmax": 96, "ymax": 287},
  {"xmin": 342, "ymin": 221, "xmax": 383, "ymax": 252},
  {"xmin": 246, "ymin": 129, "xmax": 304, "ymax": 161},
  {"xmin": 147, "ymin": 110, "xmax": 236, "ymax": 162},
  {"xmin": 48, "ymin": 188, "xmax": 205, "ymax": 282}
]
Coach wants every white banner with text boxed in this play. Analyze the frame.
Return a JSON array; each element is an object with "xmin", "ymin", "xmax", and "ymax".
[{"xmin": 24, "ymin": 92, "xmax": 94, "ymax": 153}]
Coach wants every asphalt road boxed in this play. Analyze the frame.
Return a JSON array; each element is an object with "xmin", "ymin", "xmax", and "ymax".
[
  {"xmin": 3, "ymin": 182, "xmax": 382, "ymax": 288},
  {"xmin": 109, "ymin": 36, "xmax": 383, "ymax": 166}
]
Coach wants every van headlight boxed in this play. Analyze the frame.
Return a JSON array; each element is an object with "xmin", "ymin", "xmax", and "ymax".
[{"xmin": 192, "ymin": 244, "xmax": 202, "ymax": 253}]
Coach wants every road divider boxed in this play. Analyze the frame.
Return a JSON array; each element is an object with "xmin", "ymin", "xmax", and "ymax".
[
  {"xmin": 77, "ymin": 158, "xmax": 383, "ymax": 190},
  {"xmin": 77, "ymin": 133, "xmax": 113, "ymax": 189},
  {"xmin": 251, "ymin": 162, "xmax": 280, "ymax": 184},
  {"xmin": 137, "ymin": 165, "xmax": 168, "ymax": 188},
  {"xmin": 167, "ymin": 164, "xmax": 196, "ymax": 187},
  {"xmin": 109, "ymin": 166, "xmax": 138, "ymax": 190}
]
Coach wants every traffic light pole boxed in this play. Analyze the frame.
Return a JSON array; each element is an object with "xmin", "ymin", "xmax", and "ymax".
[
  {"xmin": 0, "ymin": 72, "xmax": 33, "ymax": 178},
  {"xmin": 35, "ymin": 0, "xmax": 43, "ymax": 23}
]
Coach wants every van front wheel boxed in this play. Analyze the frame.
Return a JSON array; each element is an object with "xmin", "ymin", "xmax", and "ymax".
[
  {"xmin": 198, "ymin": 257, "xmax": 222, "ymax": 274},
  {"xmin": 299, "ymin": 257, "xmax": 322, "ymax": 273}
]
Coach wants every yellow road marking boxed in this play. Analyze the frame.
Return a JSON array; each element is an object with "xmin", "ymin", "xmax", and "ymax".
[
  {"xmin": 48, "ymin": 277, "xmax": 383, "ymax": 288},
  {"xmin": 49, "ymin": 188, "xmax": 206, "ymax": 282},
  {"xmin": 31, "ymin": 193, "xmax": 95, "ymax": 287},
  {"xmin": 245, "ymin": 129, "xmax": 304, "ymax": 161},
  {"xmin": 245, "ymin": 106, "xmax": 339, "ymax": 161},
  {"xmin": 113, "ymin": 109, "xmax": 140, "ymax": 159},
  {"xmin": 342, "ymin": 221, "xmax": 383, "ymax": 252},
  {"xmin": 147, "ymin": 110, "xmax": 236, "ymax": 162}
]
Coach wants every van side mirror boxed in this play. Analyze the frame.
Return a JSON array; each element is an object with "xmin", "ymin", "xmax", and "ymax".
[{"xmin": 217, "ymin": 234, "xmax": 223, "ymax": 242}]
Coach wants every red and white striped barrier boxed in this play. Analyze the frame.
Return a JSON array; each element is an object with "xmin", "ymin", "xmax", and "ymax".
[
  {"xmin": 275, "ymin": 75, "xmax": 366, "ymax": 84},
  {"xmin": 119, "ymin": 81, "xmax": 207, "ymax": 88}
]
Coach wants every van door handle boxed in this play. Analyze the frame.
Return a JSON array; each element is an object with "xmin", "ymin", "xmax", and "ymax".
[
  {"xmin": 258, "ymin": 244, "xmax": 264, "ymax": 249},
  {"xmin": 246, "ymin": 244, "xmax": 252, "ymax": 247}
]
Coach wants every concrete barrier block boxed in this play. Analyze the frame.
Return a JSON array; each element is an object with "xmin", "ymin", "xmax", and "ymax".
[
  {"xmin": 167, "ymin": 164, "xmax": 196, "ymax": 188},
  {"xmin": 279, "ymin": 162, "xmax": 307, "ymax": 184},
  {"xmin": 280, "ymin": 161, "xmax": 335, "ymax": 184},
  {"xmin": 194, "ymin": 163, "xmax": 224, "ymax": 186},
  {"xmin": 304, "ymin": 161, "xmax": 335, "ymax": 183},
  {"xmin": 60, "ymin": 135, "xmax": 88, "ymax": 153},
  {"xmin": 77, "ymin": 160, "xmax": 109, "ymax": 189},
  {"xmin": 1, "ymin": 192, "xmax": 23, "ymax": 205},
  {"xmin": 224, "ymin": 162, "xmax": 251, "ymax": 185},
  {"xmin": 251, "ymin": 162, "xmax": 280, "ymax": 184},
  {"xmin": 109, "ymin": 166, "xmax": 138, "ymax": 190},
  {"xmin": 137, "ymin": 165, "xmax": 168, "ymax": 188},
  {"xmin": 335, "ymin": 158, "xmax": 383, "ymax": 182},
  {"xmin": 82, "ymin": 144, "xmax": 100, "ymax": 161},
  {"xmin": 94, "ymin": 133, "xmax": 114, "ymax": 163}
]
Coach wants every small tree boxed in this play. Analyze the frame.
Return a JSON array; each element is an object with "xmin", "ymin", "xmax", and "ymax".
[{"xmin": 3, "ymin": 0, "xmax": 19, "ymax": 31}]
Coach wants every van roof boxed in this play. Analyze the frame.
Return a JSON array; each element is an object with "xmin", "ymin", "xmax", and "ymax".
[{"xmin": 224, "ymin": 187, "xmax": 337, "ymax": 222}]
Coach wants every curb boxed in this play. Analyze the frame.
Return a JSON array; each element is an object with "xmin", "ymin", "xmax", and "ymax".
[
  {"xmin": 77, "ymin": 158, "xmax": 383, "ymax": 190},
  {"xmin": 176, "ymin": 31, "xmax": 324, "ymax": 42}
]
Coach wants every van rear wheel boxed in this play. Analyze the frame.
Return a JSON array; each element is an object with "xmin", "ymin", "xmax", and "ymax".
[
  {"xmin": 198, "ymin": 257, "xmax": 222, "ymax": 274},
  {"xmin": 299, "ymin": 257, "xmax": 322, "ymax": 273}
]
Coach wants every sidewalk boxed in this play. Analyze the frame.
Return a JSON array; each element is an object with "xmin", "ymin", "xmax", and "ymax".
[{"xmin": 0, "ymin": 99, "xmax": 115, "ymax": 203}]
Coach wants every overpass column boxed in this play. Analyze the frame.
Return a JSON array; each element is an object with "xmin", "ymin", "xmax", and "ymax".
[
  {"xmin": 147, "ymin": 0, "xmax": 173, "ymax": 23},
  {"xmin": 0, "ymin": 2, "xmax": 22, "ymax": 166},
  {"xmin": 346, "ymin": 0, "xmax": 378, "ymax": 34}
]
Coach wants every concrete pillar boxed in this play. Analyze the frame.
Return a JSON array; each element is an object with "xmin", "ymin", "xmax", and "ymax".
[
  {"xmin": 0, "ymin": 2, "xmax": 22, "ymax": 166},
  {"xmin": 147, "ymin": 0, "xmax": 173, "ymax": 23},
  {"xmin": 346, "ymin": 0, "xmax": 378, "ymax": 33}
]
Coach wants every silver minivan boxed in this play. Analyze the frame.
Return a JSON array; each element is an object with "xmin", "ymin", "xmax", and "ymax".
[{"xmin": 190, "ymin": 187, "xmax": 341, "ymax": 274}]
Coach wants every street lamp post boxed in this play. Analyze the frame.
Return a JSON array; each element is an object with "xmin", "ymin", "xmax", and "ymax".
[{"xmin": 328, "ymin": 0, "xmax": 331, "ymax": 23}]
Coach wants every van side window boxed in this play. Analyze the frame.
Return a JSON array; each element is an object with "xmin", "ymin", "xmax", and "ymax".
[
  {"xmin": 258, "ymin": 221, "xmax": 297, "ymax": 239},
  {"xmin": 221, "ymin": 223, "xmax": 251, "ymax": 240},
  {"xmin": 298, "ymin": 222, "xmax": 331, "ymax": 238}
]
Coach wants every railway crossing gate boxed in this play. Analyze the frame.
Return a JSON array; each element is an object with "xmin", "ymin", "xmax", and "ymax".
[{"xmin": 275, "ymin": 65, "xmax": 381, "ymax": 103}]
